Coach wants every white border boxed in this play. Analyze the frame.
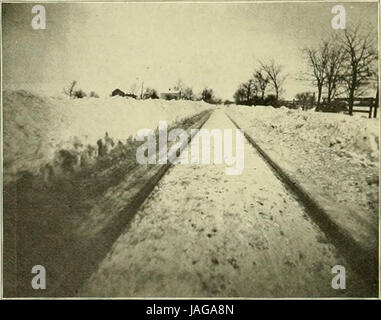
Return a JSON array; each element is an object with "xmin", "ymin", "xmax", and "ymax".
[{"xmin": 0, "ymin": 0, "xmax": 379, "ymax": 300}]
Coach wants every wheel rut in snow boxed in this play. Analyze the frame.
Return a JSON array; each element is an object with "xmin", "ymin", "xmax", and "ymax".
[{"xmin": 81, "ymin": 110, "xmax": 371, "ymax": 297}]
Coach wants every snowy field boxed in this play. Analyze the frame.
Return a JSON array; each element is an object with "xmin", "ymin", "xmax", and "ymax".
[
  {"xmin": 226, "ymin": 105, "xmax": 379, "ymax": 253},
  {"xmin": 3, "ymin": 90, "xmax": 210, "ymax": 185}
]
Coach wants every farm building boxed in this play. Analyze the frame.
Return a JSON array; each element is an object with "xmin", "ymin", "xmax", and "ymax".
[
  {"xmin": 160, "ymin": 89, "xmax": 181, "ymax": 100},
  {"xmin": 111, "ymin": 89, "xmax": 125, "ymax": 97}
]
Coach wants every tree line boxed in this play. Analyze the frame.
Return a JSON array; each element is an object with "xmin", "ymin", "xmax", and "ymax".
[
  {"xmin": 63, "ymin": 81, "xmax": 99, "ymax": 99},
  {"xmin": 233, "ymin": 24, "xmax": 378, "ymax": 113},
  {"xmin": 233, "ymin": 59, "xmax": 286, "ymax": 107},
  {"xmin": 164, "ymin": 79, "xmax": 222, "ymax": 104},
  {"xmin": 63, "ymin": 79, "xmax": 222, "ymax": 104},
  {"xmin": 302, "ymin": 24, "xmax": 378, "ymax": 115}
]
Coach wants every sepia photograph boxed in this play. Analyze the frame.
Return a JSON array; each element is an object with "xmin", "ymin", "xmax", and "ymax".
[{"xmin": 1, "ymin": 1, "xmax": 379, "ymax": 299}]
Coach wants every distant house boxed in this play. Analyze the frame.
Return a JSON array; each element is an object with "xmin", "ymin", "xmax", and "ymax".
[
  {"xmin": 111, "ymin": 89, "xmax": 125, "ymax": 97},
  {"xmin": 160, "ymin": 89, "xmax": 181, "ymax": 100}
]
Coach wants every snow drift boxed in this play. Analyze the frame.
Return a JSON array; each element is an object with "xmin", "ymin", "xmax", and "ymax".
[
  {"xmin": 226, "ymin": 104, "xmax": 379, "ymax": 255},
  {"xmin": 3, "ymin": 90, "xmax": 210, "ymax": 184},
  {"xmin": 236, "ymin": 105, "xmax": 379, "ymax": 160}
]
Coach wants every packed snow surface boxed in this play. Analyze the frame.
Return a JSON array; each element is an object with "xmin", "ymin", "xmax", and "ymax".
[{"xmin": 81, "ymin": 111, "xmax": 369, "ymax": 297}]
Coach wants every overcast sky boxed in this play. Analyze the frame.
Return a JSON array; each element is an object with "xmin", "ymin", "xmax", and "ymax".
[{"xmin": 3, "ymin": 2, "xmax": 378, "ymax": 100}]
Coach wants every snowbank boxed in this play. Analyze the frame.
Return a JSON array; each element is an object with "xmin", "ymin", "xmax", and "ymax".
[
  {"xmin": 232, "ymin": 105, "xmax": 379, "ymax": 161},
  {"xmin": 3, "ymin": 90, "xmax": 210, "ymax": 184},
  {"xmin": 226, "ymin": 105, "xmax": 379, "ymax": 251}
]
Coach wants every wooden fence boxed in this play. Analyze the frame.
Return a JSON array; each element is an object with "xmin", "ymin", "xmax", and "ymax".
[{"xmin": 332, "ymin": 97, "xmax": 379, "ymax": 118}]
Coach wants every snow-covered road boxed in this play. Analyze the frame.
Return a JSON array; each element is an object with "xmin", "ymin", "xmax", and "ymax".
[{"xmin": 80, "ymin": 110, "xmax": 368, "ymax": 297}]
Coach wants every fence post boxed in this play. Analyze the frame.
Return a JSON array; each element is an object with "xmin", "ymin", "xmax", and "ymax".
[{"xmin": 374, "ymin": 90, "xmax": 379, "ymax": 118}]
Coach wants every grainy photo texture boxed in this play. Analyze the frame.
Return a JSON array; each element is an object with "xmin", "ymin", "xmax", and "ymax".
[{"xmin": 1, "ymin": 1, "xmax": 379, "ymax": 298}]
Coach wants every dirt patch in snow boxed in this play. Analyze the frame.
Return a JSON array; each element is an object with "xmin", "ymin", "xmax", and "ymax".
[{"xmin": 226, "ymin": 105, "xmax": 379, "ymax": 256}]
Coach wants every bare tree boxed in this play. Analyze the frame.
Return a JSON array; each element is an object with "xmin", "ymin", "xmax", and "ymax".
[
  {"xmin": 324, "ymin": 39, "xmax": 347, "ymax": 103},
  {"xmin": 143, "ymin": 87, "xmax": 159, "ymax": 99},
  {"xmin": 140, "ymin": 81, "xmax": 144, "ymax": 100},
  {"xmin": 174, "ymin": 79, "xmax": 185, "ymax": 99},
  {"xmin": 174, "ymin": 79, "xmax": 185, "ymax": 91},
  {"xmin": 259, "ymin": 60, "xmax": 286, "ymax": 100},
  {"xmin": 295, "ymin": 92, "xmax": 316, "ymax": 111},
  {"xmin": 182, "ymin": 87, "xmax": 195, "ymax": 100},
  {"xmin": 63, "ymin": 80, "xmax": 77, "ymax": 98},
  {"xmin": 253, "ymin": 70, "xmax": 269, "ymax": 100},
  {"xmin": 89, "ymin": 91, "xmax": 99, "ymax": 98},
  {"xmin": 201, "ymin": 87, "xmax": 214, "ymax": 103},
  {"xmin": 73, "ymin": 89, "xmax": 87, "ymax": 99},
  {"xmin": 242, "ymin": 79, "xmax": 257, "ymax": 103},
  {"xmin": 302, "ymin": 42, "xmax": 329, "ymax": 106},
  {"xmin": 233, "ymin": 79, "xmax": 258, "ymax": 105},
  {"xmin": 233, "ymin": 85, "xmax": 247, "ymax": 105},
  {"xmin": 340, "ymin": 25, "xmax": 378, "ymax": 115}
]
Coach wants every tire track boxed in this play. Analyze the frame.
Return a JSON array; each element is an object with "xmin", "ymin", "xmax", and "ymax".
[
  {"xmin": 80, "ymin": 110, "xmax": 371, "ymax": 297},
  {"xmin": 226, "ymin": 112, "xmax": 378, "ymax": 294}
]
